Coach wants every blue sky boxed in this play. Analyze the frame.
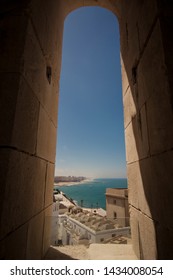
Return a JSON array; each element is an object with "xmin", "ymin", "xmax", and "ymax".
[{"xmin": 55, "ymin": 7, "xmax": 126, "ymax": 178}]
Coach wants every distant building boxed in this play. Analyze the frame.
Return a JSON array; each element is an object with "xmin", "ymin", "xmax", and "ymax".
[
  {"xmin": 51, "ymin": 191, "xmax": 76, "ymax": 245},
  {"xmin": 51, "ymin": 189, "xmax": 130, "ymax": 246},
  {"xmin": 106, "ymin": 188, "xmax": 130, "ymax": 227}
]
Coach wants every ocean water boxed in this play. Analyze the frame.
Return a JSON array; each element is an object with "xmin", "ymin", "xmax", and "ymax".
[{"xmin": 54, "ymin": 178, "xmax": 127, "ymax": 209}]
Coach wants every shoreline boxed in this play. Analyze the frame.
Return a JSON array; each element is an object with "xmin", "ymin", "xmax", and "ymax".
[{"xmin": 54, "ymin": 178, "xmax": 94, "ymax": 188}]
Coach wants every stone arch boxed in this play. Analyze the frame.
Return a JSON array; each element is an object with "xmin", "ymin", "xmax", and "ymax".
[
  {"xmin": 62, "ymin": 0, "xmax": 121, "ymax": 19},
  {"xmin": 0, "ymin": 0, "xmax": 173, "ymax": 259}
]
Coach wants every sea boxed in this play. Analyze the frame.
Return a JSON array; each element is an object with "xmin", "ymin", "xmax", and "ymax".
[{"xmin": 54, "ymin": 178, "xmax": 127, "ymax": 210}]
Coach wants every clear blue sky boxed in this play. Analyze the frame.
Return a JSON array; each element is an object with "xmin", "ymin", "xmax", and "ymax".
[{"xmin": 55, "ymin": 7, "xmax": 126, "ymax": 178}]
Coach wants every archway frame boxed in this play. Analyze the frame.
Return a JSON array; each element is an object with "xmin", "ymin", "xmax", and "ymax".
[{"xmin": 0, "ymin": 0, "xmax": 173, "ymax": 260}]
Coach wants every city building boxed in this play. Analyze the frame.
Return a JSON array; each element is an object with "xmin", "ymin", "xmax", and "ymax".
[
  {"xmin": 106, "ymin": 188, "xmax": 130, "ymax": 227},
  {"xmin": 51, "ymin": 191, "xmax": 76, "ymax": 245},
  {"xmin": 51, "ymin": 191, "xmax": 130, "ymax": 246},
  {"xmin": 61, "ymin": 210, "xmax": 130, "ymax": 246}
]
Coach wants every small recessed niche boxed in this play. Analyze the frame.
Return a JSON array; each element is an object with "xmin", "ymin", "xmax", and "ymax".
[{"xmin": 46, "ymin": 66, "xmax": 52, "ymax": 84}]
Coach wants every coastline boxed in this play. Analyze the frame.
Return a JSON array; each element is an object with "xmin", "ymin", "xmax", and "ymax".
[{"xmin": 54, "ymin": 178, "xmax": 94, "ymax": 188}]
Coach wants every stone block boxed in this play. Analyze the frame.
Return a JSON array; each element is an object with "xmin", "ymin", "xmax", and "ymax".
[
  {"xmin": 21, "ymin": 21, "xmax": 47, "ymax": 101},
  {"xmin": 120, "ymin": 0, "xmax": 157, "ymax": 72},
  {"xmin": 83, "ymin": 0, "xmax": 120, "ymax": 16},
  {"xmin": 29, "ymin": 0, "xmax": 64, "ymax": 71},
  {"xmin": 44, "ymin": 163, "xmax": 55, "ymax": 208},
  {"xmin": 128, "ymin": 149, "xmax": 173, "ymax": 227},
  {"xmin": 138, "ymin": 20, "xmax": 171, "ymax": 108},
  {"xmin": 0, "ymin": 149, "xmax": 46, "ymax": 239},
  {"xmin": 0, "ymin": 150, "xmax": 9, "ymax": 219},
  {"xmin": 130, "ymin": 207, "xmax": 157, "ymax": 260},
  {"xmin": 120, "ymin": 1, "xmax": 140, "ymax": 88},
  {"xmin": 12, "ymin": 76, "xmax": 40, "ymax": 154},
  {"xmin": 135, "ymin": 105, "xmax": 150, "ymax": 159},
  {"xmin": 138, "ymin": 212, "xmax": 157, "ymax": 259},
  {"xmin": 137, "ymin": 0, "xmax": 158, "ymax": 52},
  {"xmin": 0, "ymin": 14, "xmax": 28, "ymax": 72},
  {"xmin": 29, "ymin": 0, "xmax": 63, "ymax": 123},
  {"xmin": 138, "ymin": 19, "xmax": 173, "ymax": 154},
  {"xmin": 158, "ymin": 2, "xmax": 173, "ymax": 103},
  {"xmin": 125, "ymin": 105, "xmax": 149, "ymax": 163},
  {"xmin": 47, "ymin": 84, "xmax": 59, "ymax": 128},
  {"xmin": 0, "ymin": 73, "xmax": 39, "ymax": 154},
  {"xmin": 123, "ymin": 87, "xmax": 136, "ymax": 129},
  {"xmin": 125, "ymin": 122, "xmax": 138, "ymax": 164},
  {"xmin": 42, "ymin": 205, "xmax": 53, "ymax": 257},
  {"xmin": 149, "ymin": 151, "xmax": 173, "ymax": 229},
  {"xmin": 22, "ymin": 20, "xmax": 59, "ymax": 125},
  {"xmin": 0, "ymin": 223, "xmax": 28, "ymax": 260},
  {"xmin": 128, "ymin": 161, "xmax": 147, "ymax": 217},
  {"xmin": 36, "ymin": 105, "xmax": 57, "ymax": 162},
  {"xmin": 120, "ymin": 54, "xmax": 129, "ymax": 96},
  {"xmin": 129, "ymin": 206, "xmax": 140, "ymax": 259},
  {"xmin": 26, "ymin": 212, "xmax": 44, "ymax": 259},
  {"xmin": 155, "ymin": 223, "xmax": 173, "ymax": 259},
  {"xmin": 130, "ymin": 151, "xmax": 173, "ymax": 229},
  {"xmin": 147, "ymin": 94, "xmax": 173, "ymax": 155},
  {"xmin": 0, "ymin": 73, "xmax": 19, "ymax": 146}
]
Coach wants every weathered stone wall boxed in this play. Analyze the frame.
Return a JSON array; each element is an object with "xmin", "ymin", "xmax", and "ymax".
[
  {"xmin": 0, "ymin": 0, "xmax": 65, "ymax": 259},
  {"xmin": 0, "ymin": 0, "xmax": 173, "ymax": 259},
  {"xmin": 120, "ymin": 0, "xmax": 173, "ymax": 259}
]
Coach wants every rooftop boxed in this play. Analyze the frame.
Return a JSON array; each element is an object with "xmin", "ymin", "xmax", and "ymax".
[
  {"xmin": 106, "ymin": 188, "xmax": 128, "ymax": 198},
  {"xmin": 65, "ymin": 209, "xmax": 122, "ymax": 232}
]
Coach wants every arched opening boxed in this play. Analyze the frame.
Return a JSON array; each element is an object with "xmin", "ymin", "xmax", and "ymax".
[
  {"xmin": 0, "ymin": 0, "xmax": 173, "ymax": 260},
  {"xmin": 56, "ymin": 7, "xmax": 126, "ymax": 179},
  {"xmin": 51, "ymin": 7, "xmax": 129, "ymax": 255}
]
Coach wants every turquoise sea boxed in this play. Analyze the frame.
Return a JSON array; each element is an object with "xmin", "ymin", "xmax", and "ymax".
[{"xmin": 54, "ymin": 178, "xmax": 127, "ymax": 210}]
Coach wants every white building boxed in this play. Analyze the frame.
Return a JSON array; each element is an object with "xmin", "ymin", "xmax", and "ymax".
[
  {"xmin": 51, "ymin": 190, "xmax": 130, "ymax": 246},
  {"xmin": 51, "ymin": 191, "xmax": 76, "ymax": 245},
  {"xmin": 61, "ymin": 211, "xmax": 130, "ymax": 246},
  {"xmin": 106, "ymin": 188, "xmax": 130, "ymax": 227}
]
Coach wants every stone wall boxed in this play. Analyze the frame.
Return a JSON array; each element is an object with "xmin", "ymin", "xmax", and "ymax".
[
  {"xmin": 0, "ymin": 0, "xmax": 173, "ymax": 259},
  {"xmin": 0, "ymin": 0, "xmax": 65, "ymax": 259},
  {"xmin": 120, "ymin": 0, "xmax": 173, "ymax": 259}
]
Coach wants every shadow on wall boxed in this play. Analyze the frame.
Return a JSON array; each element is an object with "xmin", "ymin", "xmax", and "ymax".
[
  {"xmin": 44, "ymin": 246, "xmax": 76, "ymax": 260},
  {"xmin": 1, "ymin": 0, "xmax": 173, "ymax": 261},
  {"xmin": 120, "ymin": 0, "xmax": 173, "ymax": 259}
]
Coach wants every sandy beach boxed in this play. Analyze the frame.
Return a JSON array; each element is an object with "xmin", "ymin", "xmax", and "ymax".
[{"xmin": 54, "ymin": 178, "xmax": 93, "ymax": 187}]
